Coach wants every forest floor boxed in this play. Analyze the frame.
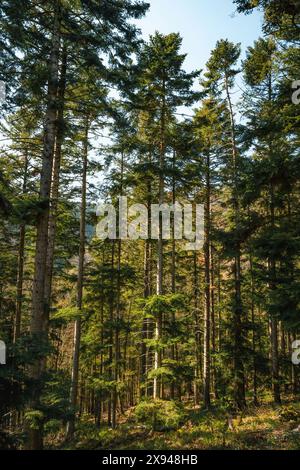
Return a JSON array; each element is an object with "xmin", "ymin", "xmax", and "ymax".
[{"xmin": 47, "ymin": 397, "xmax": 300, "ymax": 450}]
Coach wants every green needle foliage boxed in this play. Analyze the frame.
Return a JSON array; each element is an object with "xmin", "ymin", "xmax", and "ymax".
[{"xmin": 0, "ymin": 0, "xmax": 299, "ymax": 451}]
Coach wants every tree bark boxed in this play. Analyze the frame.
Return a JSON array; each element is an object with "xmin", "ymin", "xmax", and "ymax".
[
  {"xmin": 203, "ymin": 152, "xmax": 211, "ymax": 408},
  {"xmin": 27, "ymin": 5, "xmax": 61, "ymax": 450},
  {"xmin": 249, "ymin": 245, "xmax": 258, "ymax": 405},
  {"xmin": 14, "ymin": 152, "xmax": 28, "ymax": 342},
  {"xmin": 193, "ymin": 252, "xmax": 201, "ymax": 406},
  {"xmin": 170, "ymin": 148, "xmax": 176, "ymax": 400},
  {"xmin": 269, "ymin": 182, "xmax": 281, "ymax": 404},
  {"xmin": 225, "ymin": 74, "xmax": 246, "ymax": 410},
  {"xmin": 66, "ymin": 116, "xmax": 89, "ymax": 438},
  {"xmin": 153, "ymin": 79, "xmax": 166, "ymax": 400},
  {"xmin": 44, "ymin": 45, "xmax": 67, "ymax": 318}
]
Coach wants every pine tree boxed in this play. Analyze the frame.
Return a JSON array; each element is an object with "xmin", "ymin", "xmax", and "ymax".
[
  {"xmin": 135, "ymin": 32, "xmax": 199, "ymax": 399},
  {"xmin": 203, "ymin": 39, "xmax": 247, "ymax": 410}
]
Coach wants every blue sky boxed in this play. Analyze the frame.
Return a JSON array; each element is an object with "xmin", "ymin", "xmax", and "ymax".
[
  {"xmin": 136, "ymin": 0, "xmax": 264, "ymax": 73},
  {"xmin": 95, "ymin": 1, "xmax": 264, "ymax": 182}
]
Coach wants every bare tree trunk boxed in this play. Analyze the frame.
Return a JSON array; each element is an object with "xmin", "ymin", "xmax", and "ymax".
[
  {"xmin": 153, "ymin": 80, "xmax": 166, "ymax": 400},
  {"xmin": 269, "ymin": 182, "xmax": 281, "ymax": 404},
  {"xmin": 270, "ymin": 315, "xmax": 280, "ymax": 403},
  {"xmin": 96, "ymin": 252, "xmax": 105, "ymax": 428},
  {"xmin": 27, "ymin": 6, "xmax": 61, "ymax": 450},
  {"xmin": 66, "ymin": 116, "xmax": 89, "ymax": 439},
  {"xmin": 265, "ymin": 72, "xmax": 281, "ymax": 405},
  {"xmin": 112, "ymin": 151, "xmax": 124, "ymax": 429},
  {"xmin": 203, "ymin": 153, "xmax": 211, "ymax": 408},
  {"xmin": 108, "ymin": 241, "xmax": 115, "ymax": 426},
  {"xmin": 210, "ymin": 244, "xmax": 217, "ymax": 399},
  {"xmin": 170, "ymin": 149, "xmax": 176, "ymax": 400},
  {"xmin": 225, "ymin": 75, "xmax": 246, "ymax": 410},
  {"xmin": 14, "ymin": 152, "xmax": 28, "ymax": 342},
  {"xmin": 141, "ymin": 153, "xmax": 153, "ymax": 398},
  {"xmin": 281, "ymin": 324, "xmax": 288, "ymax": 393},
  {"xmin": 141, "ymin": 239, "xmax": 150, "ymax": 394},
  {"xmin": 44, "ymin": 45, "xmax": 67, "ymax": 317},
  {"xmin": 289, "ymin": 332, "xmax": 298, "ymax": 395},
  {"xmin": 249, "ymin": 245, "xmax": 258, "ymax": 405},
  {"xmin": 193, "ymin": 251, "xmax": 201, "ymax": 406}
]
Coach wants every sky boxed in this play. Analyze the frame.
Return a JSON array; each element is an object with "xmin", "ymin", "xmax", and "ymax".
[
  {"xmin": 91, "ymin": 0, "xmax": 264, "ymax": 187},
  {"xmin": 136, "ymin": 0, "xmax": 264, "ymax": 73}
]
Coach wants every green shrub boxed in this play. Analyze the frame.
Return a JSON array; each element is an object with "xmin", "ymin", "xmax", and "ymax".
[
  {"xmin": 134, "ymin": 399, "xmax": 185, "ymax": 431},
  {"xmin": 24, "ymin": 409, "xmax": 44, "ymax": 430},
  {"xmin": 44, "ymin": 419, "xmax": 61, "ymax": 434},
  {"xmin": 279, "ymin": 405, "xmax": 300, "ymax": 423}
]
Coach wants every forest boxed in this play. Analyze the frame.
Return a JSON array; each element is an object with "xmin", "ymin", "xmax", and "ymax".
[{"xmin": 0, "ymin": 0, "xmax": 300, "ymax": 452}]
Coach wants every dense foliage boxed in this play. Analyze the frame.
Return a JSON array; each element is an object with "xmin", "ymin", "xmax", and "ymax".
[{"xmin": 0, "ymin": 0, "xmax": 299, "ymax": 450}]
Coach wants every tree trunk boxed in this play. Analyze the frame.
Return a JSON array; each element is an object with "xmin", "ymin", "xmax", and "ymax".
[
  {"xmin": 44, "ymin": 45, "xmax": 67, "ymax": 317},
  {"xmin": 193, "ymin": 251, "xmax": 201, "ymax": 405},
  {"xmin": 269, "ymin": 182, "xmax": 281, "ymax": 404},
  {"xmin": 203, "ymin": 153, "xmax": 211, "ymax": 408},
  {"xmin": 27, "ymin": 6, "xmax": 61, "ymax": 450},
  {"xmin": 225, "ymin": 74, "xmax": 246, "ymax": 410},
  {"xmin": 112, "ymin": 151, "xmax": 124, "ymax": 429},
  {"xmin": 249, "ymin": 245, "xmax": 258, "ymax": 405},
  {"xmin": 170, "ymin": 149, "xmax": 176, "ymax": 400},
  {"xmin": 66, "ymin": 116, "xmax": 89, "ymax": 438},
  {"xmin": 141, "ymin": 237, "xmax": 151, "ymax": 396},
  {"xmin": 210, "ymin": 244, "xmax": 217, "ymax": 399},
  {"xmin": 153, "ymin": 80, "xmax": 166, "ymax": 400},
  {"xmin": 108, "ymin": 241, "xmax": 115, "ymax": 426},
  {"xmin": 14, "ymin": 152, "xmax": 28, "ymax": 342}
]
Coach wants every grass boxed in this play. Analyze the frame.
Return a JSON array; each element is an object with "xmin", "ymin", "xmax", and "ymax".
[{"xmin": 46, "ymin": 398, "xmax": 300, "ymax": 450}]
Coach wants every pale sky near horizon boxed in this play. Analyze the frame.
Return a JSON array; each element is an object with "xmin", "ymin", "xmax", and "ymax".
[{"xmin": 136, "ymin": 0, "xmax": 264, "ymax": 73}]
